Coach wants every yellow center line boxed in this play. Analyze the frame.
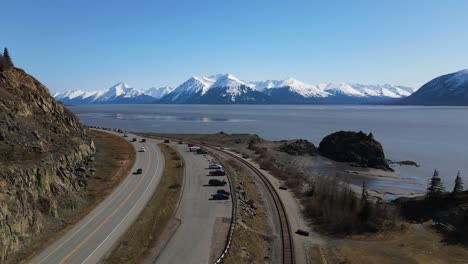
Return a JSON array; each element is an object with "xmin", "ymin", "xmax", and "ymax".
[{"xmin": 57, "ymin": 143, "xmax": 154, "ymax": 264}]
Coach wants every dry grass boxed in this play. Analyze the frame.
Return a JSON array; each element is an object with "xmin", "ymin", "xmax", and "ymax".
[
  {"xmin": 16, "ymin": 130, "xmax": 135, "ymax": 263},
  {"xmin": 101, "ymin": 143, "xmax": 184, "ymax": 264}
]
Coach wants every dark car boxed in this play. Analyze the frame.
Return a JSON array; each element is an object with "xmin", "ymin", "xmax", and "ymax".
[
  {"xmin": 295, "ymin": 229, "xmax": 310, "ymax": 237},
  {"xmin": 209, "ymin": 170, "xmax": 226, "ymax": 176},
  {"xmin": 164, "ymin": 139, "xmax": 170, "ymax": 143},
  {"xmin": 217, "ymin": 189, "xmax": 230, "ymax": 196},
  {"xmin": 197, "ymin": 148, "xmax": 208, "ymax": 154},
  {"xmin": 208, "ymin": 179, "xmax": 227, "ymax": 186},
  {"xmin": 140, "ymin": 138, "xmax": 146, "ymax": 142},
  {"xmin": 178, "ymin": 140, "xmax": 184, "ymax": 144},
  {"xmin": 131, "ymin": 138, "xmax": 137, "ymax": 142},
  {"xmin": 135, "ymin": 168, "xmax": 143, "ymax": 174},
  {"xmin": 212, "ymin": 193, "xmax": 229, "ymax": 200}
]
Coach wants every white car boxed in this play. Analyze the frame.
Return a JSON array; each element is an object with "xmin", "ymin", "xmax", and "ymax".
[
  {"xmin": 190, "ymin": 146, "xmax": 201, "ymax": 152},
  {"xmin": 209, "ymin": 163, "xmax": 222, "ymax": 169},
  {"xmin": 140, "ymin": 147, "xmax": 146, "ymax": 152}
]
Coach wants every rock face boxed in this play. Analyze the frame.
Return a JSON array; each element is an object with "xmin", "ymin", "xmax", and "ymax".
[
  {"xmin": 277, "ymin": 139, "xmax": 317, "ymax": 156},
  {"xmin": 0, "ymin": 68, "xmax": 95, "ymax": 262},
  {"xmin": 318, "ymin": 131, "xmax": 391, "ymax": 170}
]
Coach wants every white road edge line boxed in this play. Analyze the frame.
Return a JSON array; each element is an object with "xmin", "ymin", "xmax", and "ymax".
[
  {"xmin": 35, "ymin": 131, "xmax": 136, "ymax": 264},
  {"xmin": 81, "ymin": 141, "xmax": 162, "ymax": 264},
  {"xmin": 36, "ymin": 177, "xmax": 131, "ymax": 264}
]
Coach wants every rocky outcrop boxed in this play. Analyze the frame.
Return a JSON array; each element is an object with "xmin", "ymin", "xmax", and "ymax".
[
  {"xmin": 0, "ymin": 68, "xmax": 95, "ymax": 262},
  {"xmin": 318, "ymin": 131, "xmax": 391, "ymax": 171},
  {"xmin": 277, "ymin": 139, "xmax": 317, "ymax": 156}
]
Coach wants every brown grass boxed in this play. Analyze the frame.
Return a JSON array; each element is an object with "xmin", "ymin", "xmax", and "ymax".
[
  {"xmin": 16, "ymin": 130, "xmax": 135, "ymax": 264},
  {"xmin": 101, "ymin": 143, "xmax": 184, "ymax": 264},
  {"xmin": 220, "ymin": 157, "xmax": 270, "ymax": 264}
]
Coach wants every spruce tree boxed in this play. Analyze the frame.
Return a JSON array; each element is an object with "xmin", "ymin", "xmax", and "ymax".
[
  {"xmin": 0, "ymin": 54, "xmax": 3, "ymax": 71},
  {"xmin": 452, "ymin": 171, "xmax": 464, "ymax": 194},
  {"xmin": 427, "ymin": 169, "xmax": 445, "ymax": 197},
  {"xmin": 3, "ymin": 48, "xmax": 14, "ymax": 68}
]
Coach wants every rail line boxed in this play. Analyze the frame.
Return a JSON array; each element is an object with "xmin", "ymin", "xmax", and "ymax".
[
  {"xmin": 211, "ymin": 147, "xmax": 295, "ymax": 264},
  {"xmin": 136, "ymin": 133, "xmax": 295, "ymax": 264}
]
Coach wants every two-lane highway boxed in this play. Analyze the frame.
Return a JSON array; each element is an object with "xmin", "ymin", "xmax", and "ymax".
[{"xmin": 29, "ymin": 132, "xmax": 164, "ymax": 264}]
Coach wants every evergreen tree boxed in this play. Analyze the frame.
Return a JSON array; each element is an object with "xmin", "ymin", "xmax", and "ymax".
[
  {"xmin": 3, "ymin": 48, "xmax": 14, "ymax": 69},
  {"xmin": 452, "ymin": 170, "xmax": 464, "ymax": 193},
  {"xmin": 427, "ymin": 169, "xmax": 445, "ymax": 197},
  {"xmin": 0, "ymin": 54, "xmax": 3, "ymax": 71},
  {"xmin": 368, "ymin": 132, "xmax": 374, "ymax": 139}
]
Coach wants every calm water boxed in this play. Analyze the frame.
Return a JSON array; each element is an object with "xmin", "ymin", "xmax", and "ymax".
[{"xmin": 69, "ymin": 104, "xmax": 468, "ymax": 190}]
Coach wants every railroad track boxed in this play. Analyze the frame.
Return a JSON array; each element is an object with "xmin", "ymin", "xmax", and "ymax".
[
  {"xmin": 136, "ymin": 133, "xmax": 295, "ymax": 264},
  {"xmin": 211, "ymin": 147, "xmax": 295, "ymax": 264}
]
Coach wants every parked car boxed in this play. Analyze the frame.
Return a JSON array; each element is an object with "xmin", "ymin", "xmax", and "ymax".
[
  {"xmin": 217, "ymin": 189, "xmax": 230, "ymax": 196},
  {"xmin": 190, "ymin": 146, "xmax": 200, "ymax": 152},
  {"xmin": 208, "ymin": 179, "xmax": 227, "ymax": 186},
  {"xmin": 197, "ymin": 148, "xmax": 208, "ymax": 154},
  {"xmin": 188, "ymin": 144, "xmax": 194, "ymax": 147},
  {"xmin": 209, "ymin": 170, "xmax": 226, "ymax": 176},
  {"xmin": 212, "ymin": 193, "xmax": 229, "ymax": 200},
  {"xmin": 140, "ymin": 138, "xmax": 146, "ymax": 142},
  {"xmin": 131, "ymin": 138, "xmax": 137, "ymax": 142},
  {"xmin": 209, "ymin": 163, "xmax": 222, "ymax": 169},
  {"xmin": 135, "ymin": 168, "xmax": 143, "ymax": 174},
  {"xmin": 279, "ymin": 185, "xmax": 288, "ymax": 190}
]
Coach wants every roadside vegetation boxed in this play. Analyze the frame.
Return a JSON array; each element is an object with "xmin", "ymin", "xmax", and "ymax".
[{"xmin": 102, "ymin": 143, "xmax": 184, "ymax": 264}]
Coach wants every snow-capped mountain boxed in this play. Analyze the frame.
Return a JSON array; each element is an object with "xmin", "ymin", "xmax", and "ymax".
[
  {"xmin": 398, "ymin": 69, "xmax": 468, "ymax": 105},
  {"xmin": 54, "ymin": 75, "xmax": 415, "ymax": 104},
  {"xmin": 144, "ymin": 86, "xmax": 174, "ymax": 99},
  {"xmin": 54, "ymin": 82, "xmax": 156, "ymax": 104}
]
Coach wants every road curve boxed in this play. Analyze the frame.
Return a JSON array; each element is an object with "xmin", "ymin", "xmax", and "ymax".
[{"xmin": 29, "ymin": 131, "xmax": 164, "ymax": 264}]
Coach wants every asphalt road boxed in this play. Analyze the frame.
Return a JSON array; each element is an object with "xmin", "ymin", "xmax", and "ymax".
[
  {"xmin": 155, "ymin": 143, "xmax": 232, "ymax": 264},
  {"xmin": 29, "ymin": 132, "xmax": 164, "ymax": 264}
]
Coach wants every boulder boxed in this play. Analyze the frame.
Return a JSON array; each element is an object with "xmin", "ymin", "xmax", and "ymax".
[{"xmin": 318, "ymin": 131, "xmax": 391, "ymax": 171}]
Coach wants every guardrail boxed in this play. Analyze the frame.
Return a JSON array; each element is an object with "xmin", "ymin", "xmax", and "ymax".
[{"xmin": 212, "ymin": 150, "xmax": 237, "ymax": 264}]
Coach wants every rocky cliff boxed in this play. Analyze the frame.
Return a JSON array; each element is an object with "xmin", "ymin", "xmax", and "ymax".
[
  {"xmin": 0, "ymin": 68, "xmax": 95, "ymax": 262},
  {"xmin": 318, "ymin": 131, "xmax": 391, "ymax": 171}
]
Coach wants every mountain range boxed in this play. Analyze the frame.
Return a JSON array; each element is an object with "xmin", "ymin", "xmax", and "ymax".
[
  {"xmin": 54, "ymin": 74, "xmax": 414, "ymax": 104},
  {"xmin": 397, "ymin": 69, "xmax": 468, "ymax": 106}
]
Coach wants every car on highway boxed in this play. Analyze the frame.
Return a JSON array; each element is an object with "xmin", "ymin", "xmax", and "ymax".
[
  {"xmin": 140, "ymin": 138, "xmax": 146, "ymax": 142},
  {"xmin": 123, "ymin": 133, "xmax": 128, "ymax": 137},
  {"xmin": 209, "ymin": 170, "xmax": 226, "ymax": 176},
  {"xmin": 211, "ymin": 193, "xmax": 229, "ymax": 200},
  {"xmin": 140, "ymin": 147, "xmax": 146, "ymax": 152},
  {"xmin": 208, "ymin": 179, "xmax": 227, "ymax": 186},
  {"xmin": 217, "ymin": 189, "xmax": 230, "ymax": 196},
  {"xmin": 178, "ymin": 140, "xmax": 184, "ymax": 144},
  {"xmin": 135, "ymin": 168, "xmax": 143, "ymax": 174},
  {"xmin": 164, "ymin": 139, "xmax": 170, "ymax": 143},
  {"xmin": 209, "ymin": 163, "xmax": 222, "ymax": 169},
  {"xmin": 188, "ymin": 143, "xmax": 194, "ymax": 147},
  {"xmin": 131, "ymin": 138, "xmax": 137, "ymax": 142}
]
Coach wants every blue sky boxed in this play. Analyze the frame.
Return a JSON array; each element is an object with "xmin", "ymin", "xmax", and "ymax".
[{"xmin": 2, "ymin": 0, "xmax": 468, "ymax": 92}]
